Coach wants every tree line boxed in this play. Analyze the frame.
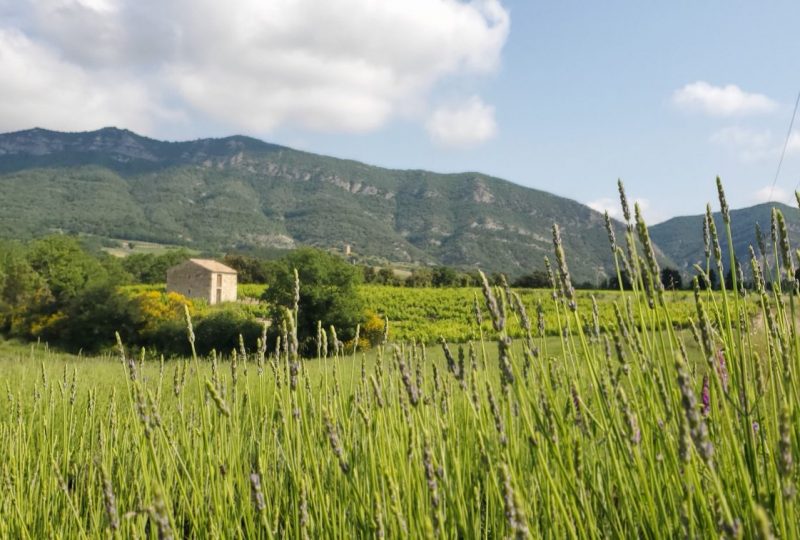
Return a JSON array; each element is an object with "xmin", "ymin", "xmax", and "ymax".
[
  {"xmin": 1, "ymin": 236, "xmax": 783, "ymax": 354},
  {"xmin": 0, "ymin": 238, "xmax": 371, "ymax": 355}
]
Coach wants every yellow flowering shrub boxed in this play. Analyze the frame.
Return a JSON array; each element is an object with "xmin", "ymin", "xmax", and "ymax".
[{"xmin": 134, "ymin": 291, "xmax": 194, "ymax": 334}]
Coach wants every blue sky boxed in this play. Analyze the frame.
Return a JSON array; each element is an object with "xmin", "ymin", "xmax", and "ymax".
[{"xmin": 2, "ymin": 1, "xmax": 799, "ymax": 223}]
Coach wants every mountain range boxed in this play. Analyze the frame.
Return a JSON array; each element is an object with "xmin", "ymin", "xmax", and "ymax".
[
  {"xmin": 650, "ymin": 202, "xmax": 800, "ymax": 275},
  {"xmin": 0, "ymin": 127, "xmax": 797, "ymax": 282}
]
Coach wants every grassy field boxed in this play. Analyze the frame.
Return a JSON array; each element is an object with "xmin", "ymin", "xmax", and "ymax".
[
  {"xmin": 102, "ymin": 239, "xmax": 199, "ymax": 258},
  {"xmin": 132, "ymin": 282, "xmax": 750, "ymax": 343},
  {"xmin": 2, "ymin": 184, "xmax": 799, "ymax": 537},
  {"xmin": 360, "ymin": 284, "xmax": 737, "ymax": 343},
  {"xmin": 2, "ymin": 272, "xmax": 798, "ymax": 537}
]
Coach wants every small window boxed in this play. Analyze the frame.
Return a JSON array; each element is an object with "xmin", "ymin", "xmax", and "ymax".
[{"xmin": 217, "ymin": 274, "xmax": 222, "ymax": 287}]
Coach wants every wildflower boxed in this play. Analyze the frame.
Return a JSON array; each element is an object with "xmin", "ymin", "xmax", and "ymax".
[
  {"xmin": 716, "ymin": 177, "xmax": 730, "ymax": 224},
  {"xmin": 779, "ymin": 403, "xmax": 795, "ymax": 498},
  {"xmin": 552, "ymin": 223, "xmax": 576, "ymax": 310},
  {"xmin": 99, "ymin": 461, "xmax": 119, "ymax": 531},
  {"xmin": 500, "ymin": 463, "xmax": 530, "ymax": 539},
  {"xmin": 715, "ymin": 349, "xmax": 729, "ymax": 394},
  {"xmin": 604, "ymin": 210, "xmax": 617, "ymax": 254},
  {"xmin": 323, "ymin": 410, "xmax": 349, "ymax": 474},
  {"xmin": 775, "ymin": 209, "xmax": 794, "ymax": 276},
  {"xmin": 706, "ymin": 204, "xmax": 723, "ymax": 270},
  {"xmin": 487, "ymin": 383, "xmax": 507, "ymax": 446},
  {"xmin": 250, "ymin": 472, "xmax": 266, "ymax": 514},
  {"xmin": 478, "ymin": 270, "xmax": 505, "ymax": 332},
  {"xmin": 755, "ymin": 222, "xmax": 767, "ymax": 260},
  {"xmin": 205, "ymin": 379, "xmax": 231, "ymax": 417},
  {"xmin": 422, "ymin": 440, "xmax": 440, "ymax": 532},
  {"xmin": 676, "ymin": 357, "xmax": 714, "ymax": 465},
  {"xmin": 396, "ymin": 348, "xmax": 419, "ymax": 407},
  {"xmin": 618, "ymin": 179, "xmax": 631, "ymax": 224}
]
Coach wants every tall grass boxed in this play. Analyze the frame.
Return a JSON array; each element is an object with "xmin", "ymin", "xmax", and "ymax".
[{"xmin": 0, "ymin": 179, "xmax": 798, "ymax": 538}]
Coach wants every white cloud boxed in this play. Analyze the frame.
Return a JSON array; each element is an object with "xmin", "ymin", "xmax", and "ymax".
[
  {"xmin": 426, "ymin": 96, "xmax": 497, "ymax": 148},
  {"xmin": 1, "ymin": 0, "xmax": 509, "ymax": 136},
  {"xmin": 786, "ymin": 130, "xmax": 800, "ymax": 154},
  {"xmin": 752, "ymin": 185, "xmax": 796, "ymax": 206},
  {"xmin": 710, "ymin": 126, "xmax": 771, "ymax": 148},
  {"xmin": 710, "ymin": 126, "xmax": 774, "ymax": 162},
  {"xmin": 0, "ymin": 28, "xmax": 160, "ymax": 133},
  {"xmin": 587, "ymin": 197, "xmax": 622, "ymax": 219},
  {"xmin": 710, "ymin": 127, "xmax": 800, "ymax": 163},
  {"xmin": 672, "ymin": 81, "xmax": 777, "ymax": 117},
  {"xmin": 587, "ymin": 196, "xmax": 658, "ymax": 222}
]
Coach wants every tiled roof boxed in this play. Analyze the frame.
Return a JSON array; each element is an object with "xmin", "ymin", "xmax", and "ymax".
[{"xmin": 187, "ymin": 258, "xmax": 237, "ymax": 273}]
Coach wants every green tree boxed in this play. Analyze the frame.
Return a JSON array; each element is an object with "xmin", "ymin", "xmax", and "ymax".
[
  {"xmin": 604, "ymin": 270, "xmax": 633, "ymax": 290},
  {"xmin": 405, "ymin": 268, "xmax": 433, "ymax": 288},
  {"xmin": 51, "ymin": 285, "xmax": 140, "ymax": 352},
  {"xmin": 262, "ymin": 248, "xmax": 364, "ymax": 353},
  {"xmin": 0, "ymin": 241, "xmax": 48, "ymax": 335},
  {"xmin": 192, "ymin": 308, "xmax": 263, "ymax": 356},
  {"xmin": 431, "ymin": 266, "xmax": 459, "ymax": 287},
  {"xmin": 122, "ymin": 250, "xmax": 191, "ymax": 284},
  {"xmin": 512, "ymin": 270, "xmax": 550, "ymax": 288},
  {"xmin": 377, "ymin": 268, "xmax": 398, "ymax": 285},
  {"xmin": 660, "ymin": 267, "xmax": 683, "ymax": 290},
  {"xmin": 97, "ymin": 252, "xmax": 133, "ymax": 284},
  {"xmin": 362, "ymin": 266, "xmax": 378, "ymax": 283},
  {"xmin": 27, "ymin": 236, "xmax": 110, "ymax": 301},
  {"xmin": 223, "ymin": 254, "xmax": 275, "ymax": 283},
  {"xmin": 6, "ymin": 236, "xmax": 141, "ymax": 350},
  {"xmin": 458, "ymin": 272, "xmax": 478, "ymax": 287},
  {"xmin": 697, "ymin": 268, "xmax": 718, "ymax": 290}
]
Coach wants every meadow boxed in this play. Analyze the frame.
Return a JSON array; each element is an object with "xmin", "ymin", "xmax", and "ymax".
[
  {"xmin": 1, "ymin": 181, "xmax": 798, "ymax": 538},
  {"xmin": 160, "ymin": 282, "xmax": 744, "ymax": 344}
]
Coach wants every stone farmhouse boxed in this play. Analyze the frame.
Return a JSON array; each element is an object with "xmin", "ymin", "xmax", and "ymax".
[{"xmin": 166, "ymin": 259, "xmax": 237, "ymax": 305}]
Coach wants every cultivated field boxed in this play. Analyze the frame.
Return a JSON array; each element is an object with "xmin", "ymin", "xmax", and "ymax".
[{"xmin": 1, "ymin": 184, "xmax": 799, "ymax": 537}]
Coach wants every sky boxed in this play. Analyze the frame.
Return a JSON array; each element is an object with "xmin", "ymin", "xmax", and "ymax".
[{"xmin": 1, "ymin": 1, "xmax": 799, "ymax": 223}]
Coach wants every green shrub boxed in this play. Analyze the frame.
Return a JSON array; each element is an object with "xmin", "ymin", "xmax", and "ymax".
[
  {"xmin": 263, "ymin": 247, "xmax": 364, "ymax": 354},
  {"xmin": 193, "ymin": 308, "xmax": 263, "ymax": 356}
]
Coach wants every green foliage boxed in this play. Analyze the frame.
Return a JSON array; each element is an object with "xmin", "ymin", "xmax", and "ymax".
[
  {"xmin": 46, "ymin": 285, "xmax": 140, "ymax": 353},
  {"xmin": 360, "ymin": 284, "xmax": 736, "ymax": 344},
  {"xmin": 1, "ymin": 178, "xmax": 799, "ymax": 537},
  {"xmin": 222, "ymin": 253, "xmax": 278, "ymax": 283},
  {"xmin": 661, "ymin": 267, "xmax": 683, "ymax": 290},
  {"xmin": 238, "ymin": 283, "xmax": 268, "ymax": 300},
  {"xmin": 0, "ymin": 238, "xmax": 186, "ymax": 352},
  {"xmin": 0, "ymin": 236, "xmax": 137, "ymax": 350},
  {"xmin": 263, "ymin": 248, "xmax": 364, "ymax": 352},
  {"xmin": 27, "ymin": 236, "xmax": 111, "ymax": 300},
  {"xmin": 362, "ymin": 266, "xmax": 404, "ymax": 286},
  {"xmin": 0, "ymin": 127, "xmax": 652, "ymax": 281},
  {"xmin": 192, "ymin": 307, "xmax": 264, "ymax": 356},
  {"xmin": 0, "ymin": 242, "xmax": 47, "ymax": 332},
  {"xmin": 121, "ymin": 250, "xmax": 192, "ymax": 284},
  {"xmin": 405, "ymin": 267, "xmax": 433, "ymax": 287},
  {"xmin": 95, "ymin": 251, "xmax": 133, "ymax": 283},
  {"xmin": 511, "ymin": 270, "xmax": 550, "ymax": 288},
  {"xmin": 431, "ymin": 266, "xmax": 459, "ymax": 287}
]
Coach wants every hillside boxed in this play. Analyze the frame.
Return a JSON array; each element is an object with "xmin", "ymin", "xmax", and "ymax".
[
  {"xmin": 649, "ymin": 202, "xmax": 800, "ymax": 273},
  {"xmin": 2, "ymin": 127, "xmax": 636, "ymax": 281}
]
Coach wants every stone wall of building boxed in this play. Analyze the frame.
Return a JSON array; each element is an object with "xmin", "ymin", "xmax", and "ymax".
[
  {"xmin": 166, "ymin": 260, "xmax": 238, "ymax": 305},
  {"xmin": 213, "ymin": 272, "xmax": 238, "ymax": 304},
  {"xmin": 167, "ymin": 263, "xmax": 215, "ymax": 303}
]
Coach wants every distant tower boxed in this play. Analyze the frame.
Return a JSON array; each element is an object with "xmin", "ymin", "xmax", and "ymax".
[{"xmin": 344, "ymin": 244, "xmax": 352, "ymax": 256}]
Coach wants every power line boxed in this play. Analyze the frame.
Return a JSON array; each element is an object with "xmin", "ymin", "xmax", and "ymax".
[{"xmin": 770, "ymin": 90, "xmax": 800, "ymax": 200}]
